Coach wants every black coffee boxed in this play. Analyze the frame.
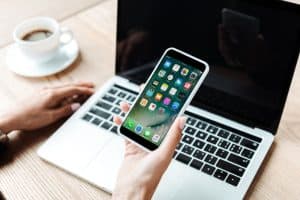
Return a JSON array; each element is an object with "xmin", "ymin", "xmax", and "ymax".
[{"xmin": 22, "ymin": 29, "xmax": 53, "ymax": 41}]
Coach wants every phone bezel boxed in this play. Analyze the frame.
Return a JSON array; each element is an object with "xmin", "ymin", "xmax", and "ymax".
[{"xmin": 119, "ymin": 47, "xmax": 209, "ymax": 151}]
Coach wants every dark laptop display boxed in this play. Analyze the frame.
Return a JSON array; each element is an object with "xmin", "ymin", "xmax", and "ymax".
[{"xmin": 116, "ymin": 0, "xmax": 300, "ymax": 133}]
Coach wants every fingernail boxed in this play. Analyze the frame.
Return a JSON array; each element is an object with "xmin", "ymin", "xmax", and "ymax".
[
  {"xmin": 71, "ymin": 103, "xmax": 81, "ymax": 112},
  {"xmin": 179, "ymin": 117, "xmax": 187, "ymax": 130}
]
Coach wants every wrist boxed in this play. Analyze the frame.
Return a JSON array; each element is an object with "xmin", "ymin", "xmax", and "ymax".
[{"xmin": 112, "ymin": 184, "xmax": 151, "ymax": 200}]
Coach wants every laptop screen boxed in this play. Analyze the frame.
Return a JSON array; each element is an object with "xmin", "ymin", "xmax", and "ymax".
[{"xmin": 116, "ymin": 0, "xmax": 300, "ymax": 133}]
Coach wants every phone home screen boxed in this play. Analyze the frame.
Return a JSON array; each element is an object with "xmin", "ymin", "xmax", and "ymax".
[{"xmin": 123, "ymin": 56, "xmax": 203, "ymax": 145}]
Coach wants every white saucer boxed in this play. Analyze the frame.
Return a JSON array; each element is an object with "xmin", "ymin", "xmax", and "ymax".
[{"xmin": 6, "ymin": 39, "xmax": 79, "ymax": 77}]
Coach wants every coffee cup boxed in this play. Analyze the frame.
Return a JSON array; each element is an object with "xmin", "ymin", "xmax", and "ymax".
[{"xmin": 13, "ymin": 17, "xmax": 73, "ymax": 63}]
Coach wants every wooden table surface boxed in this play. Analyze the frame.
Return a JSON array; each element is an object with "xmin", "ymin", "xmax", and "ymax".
[{"xmin": 0, "ymin": 0, "xmax": 300, "ymax": 199}]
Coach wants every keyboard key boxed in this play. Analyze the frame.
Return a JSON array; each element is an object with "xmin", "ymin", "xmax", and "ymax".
[
  {"xmin": 214, "ymin": 169, "xmax": 228, "ymax": 181},
  {"xmin": 112, "ymin": 107, "xmax": 121, "ymax": 114},
  {"xmin": 229, "ymin": 144, "xmax": 242, "ymax": 154},
  {"xmin": 196, "ymin": 121, "xmax": 207, "ymax": 130},
  {"xmin": 241, "ymin": 139, "xmax": 259, "ymax": 150},
  {"xmin": 217, "ymin": 129, "xmax": 230, "ymax": 139},
  {"xmin": 218, "ymin": 140, "xmax": 231, "ymax": 149},
  {"xmin": 193, "ymin": 140, "xmax": 205, "ymax": 149},
  {"xmin": 126, "ymin": 95, "xmax": 132, "ymax": 101},
  {"xmin": 111, "ymin": 126, "xmax": 118, "ymax": 134},
  {"xmin": 204, "ymin": 154, "xmax": 218, "ymax": 165},
  {"xmin": 96, "ymin": 101, "xmax": 112, "ymax": 110},
  {"xmin": 190, "ymin": 159, "xmax": 203, "ymax": 170},
  {"xmin": 217, "ymin": 159, "xmax": 245, "ymax": 177},
  {"xmin": 116, "ymin": 99, "xmax": 122, "ymax": 105},
  {"xmin": 196, "ymin": 131, "xmax": 207, "ymax": 140},
  {"xmin": 207, "ymin": 135, "xmax": 219, "ymax": 144},
  {"xmin": 108, "ymin": 88, "xmax": 118, "ymax": 95},
  {"xmin": 121, "ymin": 112, "xmax": 126, "ymax": 117},
  {"xmin": 101, "ymin": 122, "xmax": 112, "ymax": 129},
  {"xmin": 182, "ymin": 145, "xmax": 195, "ymax": 155},
  {"xmin": 176, "ymin": 153, "xmax": 192, "ymax": 164},
  {"xmin": 102, "ymin": 95, "xmax": 116, "ymax": 103},
  {"xmin": 182, "ymin": 135, "xmax": 194, "ymax": 144},
  {"xmin": 185, "ymin": 127, "xmax": 196, "ymax": 135},
  {"xmin": 89, "ymin": 107, "xmax": 111, "ymax": 119},
  {"xmin": 241, "ymin": 149, "xmax": 255, "ymax": 159},
  {"xmin": 82, "ymin": 114, "xmax": 92, "ymax": 121},
  {"xmin": 91, "ymin": 118, "xmax": 102, "ymax": 126},
  {"xmin": 173, "ymin": 151, "xmax": 178, "ymax": 158},
  {"xmin": 117, "ymin": 91, "xmax": 127, "ymax": 98},
  {"xmin": 130, "ymin": 96, "xmax": 136, "ymax": 102},
  {"xmin": 207, "ymin": 125, "xmax": 218, "ymax": 134},
  {"xmin": 193, "ymin": 150, "xmax": 206, "ymax": 160},
  {"xmin": 176, "ymin": 142, "xmax": 183, "ymax": 150},
  {"xmin": 216, "ymin": 149, "xmax": 229, "ymax": 159},
  {"xmin": 229, "ymin": 134, "xmax": 241, "ymax": 143},
  {"xmin": 202, "ymin": 164, "xmax": 215, "ymax": 175},
  {"xmin": 204, "ymin": 144, "xmax": 217, "ymax": 154},
  {"xmin": 186, "ymin": 117, "xmax": 197, "ymax": 126},
  {"xmin": 228, "ymin": 154, "xmax": 250, "ymax": 168},
  {"xmin": 226, "ymin": 174, "xmax": 240, "ymax": 186}
]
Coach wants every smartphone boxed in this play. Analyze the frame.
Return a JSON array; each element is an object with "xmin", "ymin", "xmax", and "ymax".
[{"xmin": 119, "ymin": 48, "xmax": 209, "ymax": 151}]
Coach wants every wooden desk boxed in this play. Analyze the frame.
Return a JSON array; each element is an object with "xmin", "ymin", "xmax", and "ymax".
[{"xmin": 0, "ymin": 0, "xmax": 300, "ymax": 199}]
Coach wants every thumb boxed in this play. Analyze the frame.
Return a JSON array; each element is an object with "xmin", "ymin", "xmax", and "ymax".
[
  {"xmin": 52, "ymin": 103, "xmax": 81, "ymax": 120},
  {"xmin": 157, "ymin": 116, "xmax": 186, "ymax": 159}
]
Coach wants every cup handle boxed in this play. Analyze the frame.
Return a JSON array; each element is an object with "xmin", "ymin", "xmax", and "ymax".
[{"xmin": 59, "ymin": 27, "xmax": 74, "ymax": 45}]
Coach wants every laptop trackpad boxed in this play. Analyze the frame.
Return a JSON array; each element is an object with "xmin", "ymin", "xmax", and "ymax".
[{"xmin": 82, "ymin": 136, "xmax": 125, "ymax": 192}]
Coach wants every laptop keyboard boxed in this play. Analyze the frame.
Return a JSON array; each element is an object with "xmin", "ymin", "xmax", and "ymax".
[{"xmin": 80, "ymin": 84, "xmax": 262, "ymax": 187}]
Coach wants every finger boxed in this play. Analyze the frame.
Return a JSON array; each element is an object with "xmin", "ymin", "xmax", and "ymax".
[
  {"xmin": 51, "ymin": 103, "xmax": 81, "ymax": 121},
  {"xmin": 157, "ymin": 116, "xmax": 186, "ymax": 159},
  {"xmin": 120, "ymin": 102, "xmax": 130, "ymax": 112},
  {"xmin": 114, "ymin": 116, "xmax": 123, "ymax": 125},
  {"xmin": 49, "ymin": 86, "xmax": 94, "ymax": 106},
  {"xmin": 47, "ymin": 82, "xmax": 95, "ymax": 89}
]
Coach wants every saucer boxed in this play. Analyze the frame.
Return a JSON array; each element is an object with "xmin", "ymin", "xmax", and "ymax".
[{"xmin": 6, "ymin": 39, "xmax": 79, "ymax": 77}]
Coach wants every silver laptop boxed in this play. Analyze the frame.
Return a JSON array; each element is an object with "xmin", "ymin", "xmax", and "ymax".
[{"xmin": 38, "ymin": 0, "xmax": 300, "ymax": 199}]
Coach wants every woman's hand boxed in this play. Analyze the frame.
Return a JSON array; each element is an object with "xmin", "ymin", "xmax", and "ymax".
[
  {"xmin": 0, "ymin": 82, "xmax": 94, "ymax": 133},
  {"xmin": 112, "ymin": 102, "xmax": 186, "ymax": 200}
]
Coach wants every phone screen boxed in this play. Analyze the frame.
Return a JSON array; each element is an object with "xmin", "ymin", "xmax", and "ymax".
[{"xmin": 120, "ymin": 49, "xmax": 207, "ymax": 150}]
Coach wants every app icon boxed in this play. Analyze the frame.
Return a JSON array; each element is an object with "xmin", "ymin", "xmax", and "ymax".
[
  {"xmin": 146, "ymin": 88, "xmax": 155, "ymax": 97},
  {"xmin": 181, "ymin": 68, "xmax": 189, "ymax": 76},
  {"xmin": 167, "ymin": 74, "xmax": 174, "ymax": 81},
  {"xmin": 154, "ymin": 93, "xmax": 163, "ymax": 101},
  {"xmin": 148, "ymin": 103, "xmax": 157, "ymax": 111},
  {"xmin": 158, "ymin": 70, "xmax": 166, "ymax": 78},
  {"xmin": 172, "ymin": 64, "xmax": 180, "ymax": 72},
  {"xmin": 163, "ymin": 97, "xmax": 171, "ymax": 105},
  {"xmin": 175, "ymin": 78, "xmax": 183, "ymax": 86},
  {"xmin": 152, "ymin": 134, "xmax": 161, "ymax": 143},
  {"xmin": 135, "ymin": 124, "xmax": 143, "ymax": 134},
  {"xmin": 171, "ymin": 102, "xmax": 180, "ymax": 110},
  {"xmin": 144, "ymin": 130, "xmax": 152, "ymax": 138},
  {"xmin": 160, "ymin": 83, "xmax": 169, "ymax": 91},
  {"xmin": 184, "ymin": 82, "xmax": 192, "ymax": 90},
  {"xmin": 178, "ymin": 92, "xmax": 186, "ymax": 99},
  {"xmin": 152, "ymin": 80, "xmax": 159, "ymax": 86},
  {"xmin": 169, "ymin": 87, "xmax": 177, "ymax": 96},
  {"xmin": 163, "ymin": 60, "xmax": 172, "ymax": 68},
  {"xmin": 140, "ymin": 98, "xmax": 148, "ymax": 107},
  {"xmin": 158, "ymin": 107, "xmax": 165, "ymax": 114},
  {"xmin": 126, "ymin": 119, "xmax": 135, "ymax": 129},
  {"xmin": 190, "ymin": 72, "xmax": 198, "ymax": 79}
]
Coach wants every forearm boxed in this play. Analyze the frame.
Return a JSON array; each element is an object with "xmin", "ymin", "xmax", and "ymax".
[{"xmin": 112, "ymin": 185, "xmax": 152, "ymax": 200}]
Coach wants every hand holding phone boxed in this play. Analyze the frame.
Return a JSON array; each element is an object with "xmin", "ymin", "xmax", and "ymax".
[{"xmin": 119, "ymin": 48, "xmax": 209, "ymax": 151}]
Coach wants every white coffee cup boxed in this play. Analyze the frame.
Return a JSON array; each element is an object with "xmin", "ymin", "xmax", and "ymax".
[{"xmin": 13, "ymin": 17, "xmax": 73, "ymax": 63}]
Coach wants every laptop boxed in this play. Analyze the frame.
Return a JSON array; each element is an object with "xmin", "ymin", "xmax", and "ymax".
[{"xmin": 38, "ymin": 0, "xmax": 300, "ymax": 199}]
